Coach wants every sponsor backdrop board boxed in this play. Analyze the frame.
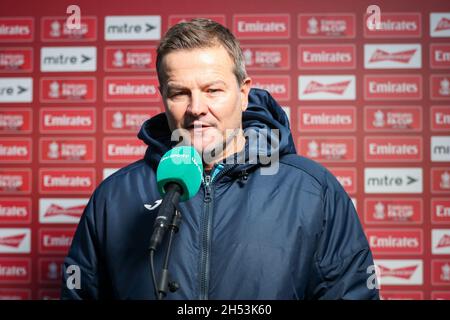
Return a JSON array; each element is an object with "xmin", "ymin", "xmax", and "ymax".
[{"xmin": 0, "ymin": 0, "xmax": 449, "ymax": 300}]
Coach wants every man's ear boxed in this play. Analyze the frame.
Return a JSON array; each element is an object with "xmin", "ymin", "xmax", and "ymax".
[{"xmin": 240, "ymin": 77, "xmax": 252, "ymax": 112}]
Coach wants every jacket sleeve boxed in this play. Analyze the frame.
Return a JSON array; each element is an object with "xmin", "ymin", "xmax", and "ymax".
[
  {"xmin": 60, "ymin": 190, "xmax": 111, "ymax": 299},
  {"xmin": 308, "ymin": 170, "xmax": 380, "ymax": 300}
]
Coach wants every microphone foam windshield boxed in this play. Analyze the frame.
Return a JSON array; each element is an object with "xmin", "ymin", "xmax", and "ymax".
[{"xmin": 156, "ymin": 146, "xmax": 203, "ymax": 201}]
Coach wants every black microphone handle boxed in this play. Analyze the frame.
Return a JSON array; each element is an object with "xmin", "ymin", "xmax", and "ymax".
[{"xmin": 149, "ymin": 183, "xmax": 182, "ymax": 251}]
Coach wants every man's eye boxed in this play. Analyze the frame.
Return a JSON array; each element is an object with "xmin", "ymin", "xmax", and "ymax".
[
  {"xmin": 207, "ymin": 88, "xmax": 221, "ymax": 94},
  {"xmin": 169, "ymin": 92, "xmax": 184, "ymax": 98}
]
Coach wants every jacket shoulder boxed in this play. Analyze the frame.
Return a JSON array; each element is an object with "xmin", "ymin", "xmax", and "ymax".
[
  {"xmin": 279, "ymin": 154, "xmax": 344, "ymax": 195},
  {"xmin": 95, "ymin": 159, "xmax": 152, "ymax": 195}
]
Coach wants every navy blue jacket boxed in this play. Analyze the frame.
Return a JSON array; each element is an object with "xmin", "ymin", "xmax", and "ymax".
[{"xmin": 61, "ymin": 88, "xmax": 379, "ymax": 300}]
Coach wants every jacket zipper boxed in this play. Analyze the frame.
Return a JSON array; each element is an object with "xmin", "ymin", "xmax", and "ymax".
[
  {"xmin": 199, "ymin": 174, "xmax": 212, "ymax": 300},
  {"xmin": 199, "ymin": 165, "xmax": 237, "ymax": 300}
]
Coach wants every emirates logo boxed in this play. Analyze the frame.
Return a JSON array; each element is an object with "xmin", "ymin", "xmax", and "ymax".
[
  {"xmin": 369, "ymin": 49, "xmax": 416, "ymax": 63},
  {"xmin": 303, "ymin": 80, "xmax": 350, "ymax": 95}
]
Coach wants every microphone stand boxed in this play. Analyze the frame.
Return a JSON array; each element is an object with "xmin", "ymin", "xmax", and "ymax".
[{"xmin": 150, "ymin": 209, "xmax": 182, "ymax": 300}]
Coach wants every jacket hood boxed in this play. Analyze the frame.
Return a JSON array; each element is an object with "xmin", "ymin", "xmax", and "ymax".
[{"xmin": 137, "ymin": 88, "xmax": 296, "ymax": 172}]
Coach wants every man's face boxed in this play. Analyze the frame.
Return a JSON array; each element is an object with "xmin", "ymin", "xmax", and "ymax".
[{"xmin": 159, "ymin": 45, "xmax": 251, "ymax": 161}]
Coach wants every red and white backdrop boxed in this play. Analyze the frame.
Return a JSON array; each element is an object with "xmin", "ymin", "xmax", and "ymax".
[{"xmin": 0, "ymin": 0, "xmax": 449, "ymax": 300}]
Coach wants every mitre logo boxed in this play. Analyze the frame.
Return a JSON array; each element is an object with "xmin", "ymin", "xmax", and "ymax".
[
  {"xmin": 0, "ymin": 77, "xmax": 32, "ymax": 103},
  {"xmin": 40, "ymin": 47, "xmax": 96, "ymax": 72},
  {"xmin": 105, "ymin": 16, "xmax": 161, "ymax": 41},
  {"xmin": 431, "ymin": 136, "xmax": 450, "ymax": 162},
  {"xmin": 364, "ymin": 168, "xmax": 423, "ymax": 194}
]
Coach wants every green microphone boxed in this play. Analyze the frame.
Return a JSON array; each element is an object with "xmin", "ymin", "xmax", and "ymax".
[
  {"xmin": 156, "ymin": 146, "xmax": 203, "ymax": 202},
  {"xmin": 149, "ymin": 146, "xmax": 203, "ymax": 251}
]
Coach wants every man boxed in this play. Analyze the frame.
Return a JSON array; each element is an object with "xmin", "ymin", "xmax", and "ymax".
[{"xmin": 62, "ymin": 18, "xmax": 379, "ymax": 300}]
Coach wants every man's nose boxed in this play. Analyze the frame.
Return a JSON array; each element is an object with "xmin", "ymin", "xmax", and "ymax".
[{"xmin": 187, "ymin": 91, "xmax": 208, "ymax": 117}]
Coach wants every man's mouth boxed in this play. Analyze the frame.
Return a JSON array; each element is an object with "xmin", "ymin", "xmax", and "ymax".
[{"xmin": 187, "ymin": 122, "xmax": 213, "ymax": 130}]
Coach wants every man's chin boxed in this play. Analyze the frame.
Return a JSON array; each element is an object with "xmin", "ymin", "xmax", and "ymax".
[
  {"xmin": 192, "ymin": 140, "xmax": 223, "ymax": 155},
  {"xmin": 190, "ymin": 139, "xmax": 226, "ymax": 166},
  {"xmin": 189, "ymin": 131, "xmax": 222, "ymax": 151}
]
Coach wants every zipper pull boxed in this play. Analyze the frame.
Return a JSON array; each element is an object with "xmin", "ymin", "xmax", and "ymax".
[
  {"xmin": 238, "ymin": 169, "xmax": 249, "ymax": 186},
  {"xmin": 204, "ymin": 175, "xmax": 212, "ymax": 203}
]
